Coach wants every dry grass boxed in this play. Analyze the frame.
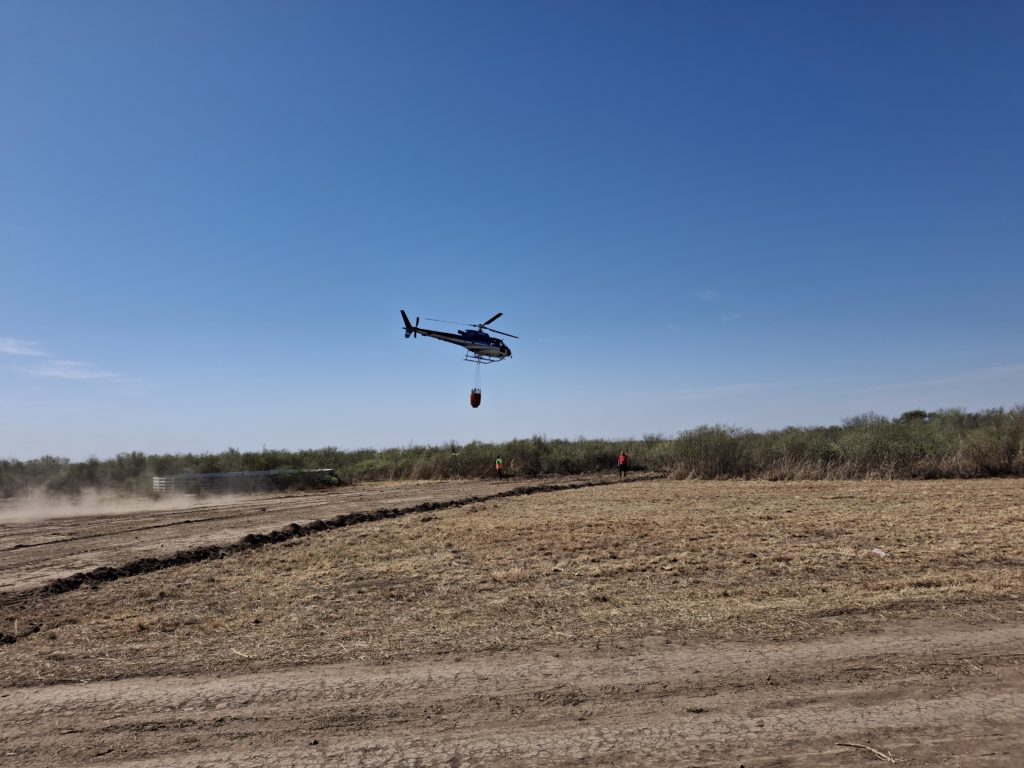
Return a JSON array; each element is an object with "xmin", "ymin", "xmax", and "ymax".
[{"xmin": 2, "ymin": 479, "xmax": 1023, "ymax": 685}]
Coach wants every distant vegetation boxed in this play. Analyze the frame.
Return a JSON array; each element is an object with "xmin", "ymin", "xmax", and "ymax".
[{"xmin": 2, "ymin": 406, "xmax": 1023, "ymax": 499}]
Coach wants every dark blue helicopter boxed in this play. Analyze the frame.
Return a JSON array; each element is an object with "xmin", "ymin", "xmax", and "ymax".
[{"xmin": 401, "ymin": 310, "xmax": 516, "ymax": 364}]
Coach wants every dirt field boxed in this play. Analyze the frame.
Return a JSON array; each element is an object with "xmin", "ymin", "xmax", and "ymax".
[
  {"xmin": 0, "ymin": 477, "xmax": 581, "ymax": 593},
  {"xmin": 1, "ymin": 477, "xmax": 1022, "ymax": 766}
]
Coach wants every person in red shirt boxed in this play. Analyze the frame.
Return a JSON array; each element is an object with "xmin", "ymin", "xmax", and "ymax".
[{"xmin": 618, "ymin": 450, "xmax": 629, "ymax": 478}]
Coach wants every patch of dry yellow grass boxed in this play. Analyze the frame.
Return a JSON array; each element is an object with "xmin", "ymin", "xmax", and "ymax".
[{"xmin": 2, "ymin": 479, "xmax": 1022, "ymax": 685}]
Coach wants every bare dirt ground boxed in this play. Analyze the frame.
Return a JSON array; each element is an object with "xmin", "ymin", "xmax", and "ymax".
[
  {"xmin": 0, "ymin": 476, "xmax": 582, "ymax": 594},
  {"xmin": 1, "ymin": 478, "xmax": 1023, "ymax": 766}
]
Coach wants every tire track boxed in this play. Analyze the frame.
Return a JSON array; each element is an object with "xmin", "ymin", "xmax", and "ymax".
[{"xmin": 2, "ymin": 620, "xmax": 1020, "ymax": 767}]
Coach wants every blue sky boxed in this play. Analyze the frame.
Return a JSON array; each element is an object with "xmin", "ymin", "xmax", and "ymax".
[{"xmin": 2, "ymin": 1, "xmax": 1022, "ymax": 460}]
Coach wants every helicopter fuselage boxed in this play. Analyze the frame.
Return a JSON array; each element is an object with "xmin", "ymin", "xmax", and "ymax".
[
  {"xmin": 401, "ymin": 310, "xmax": 512, "ymax": 362},
  {"xmin": 413, "ymin": 327, "xmax": 511, "ymax": 359}
]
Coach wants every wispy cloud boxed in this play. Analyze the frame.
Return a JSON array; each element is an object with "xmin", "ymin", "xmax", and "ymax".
[
  {"xmin": 695, "ymin": 290, "xmax": 742, "ymax": 322},
  {"xmin": 661, "ymin": 381, "xmax": 769, "ymax": 402},
  {"xmin": 0, "ymin": 337, "xmax": 46, "ymax": 357},
  {"xmin": 857, "ymin": 363, "xmax": 1024, "ymax": 394},
  {"xmin": 4, "ymin": 335, "xmax": 131, "ymax": 384},
  {"xmin": 16, "ymin": 359, "xmax": 120, "ymax": 381},
  {"xmin": 657, "ymin": 374, "xmax": 866, "ymax": 403}
]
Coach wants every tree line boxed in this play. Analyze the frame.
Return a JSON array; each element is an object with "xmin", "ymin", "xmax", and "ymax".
[{"xmin": 2, "ymin": 406, "xmax": 1022, "ymax": 499}]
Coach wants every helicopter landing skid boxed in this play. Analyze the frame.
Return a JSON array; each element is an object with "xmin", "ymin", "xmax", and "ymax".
[{"xmin": 464, "ymin": 353, "xmax": 504, "ymax": 364}]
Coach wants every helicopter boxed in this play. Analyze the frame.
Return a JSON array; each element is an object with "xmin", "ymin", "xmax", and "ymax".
[{"xmin": 401, "ymin": 310, "xmax": 516, "ymax": 364}]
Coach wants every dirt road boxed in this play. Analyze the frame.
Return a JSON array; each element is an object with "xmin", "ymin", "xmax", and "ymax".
[{"xmin": 2, "ymin": 620, "xmax": 1021, "ymax": 766}]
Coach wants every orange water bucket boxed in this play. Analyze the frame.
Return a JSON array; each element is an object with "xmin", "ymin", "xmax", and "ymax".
[{"xmin": 470, "ymin": 388, "xmax": 481, "ymax": 408}]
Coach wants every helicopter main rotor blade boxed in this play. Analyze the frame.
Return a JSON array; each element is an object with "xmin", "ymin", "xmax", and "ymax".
[{"xmin": 422, "ymin": 313, "xmax": 514, "ymax": 337}]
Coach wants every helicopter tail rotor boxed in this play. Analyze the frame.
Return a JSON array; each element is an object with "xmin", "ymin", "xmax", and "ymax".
[{"xmin": 401, "ymin": 310, "xmax": 420, "ymax": 339}]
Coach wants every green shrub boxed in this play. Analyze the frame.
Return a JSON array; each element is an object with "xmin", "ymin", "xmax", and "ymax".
[{"xmin": 4, "ymin": 404, "xmax": 1023, "ymax": 498}]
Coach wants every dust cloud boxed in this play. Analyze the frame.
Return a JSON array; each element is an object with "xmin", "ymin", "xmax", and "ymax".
[{"xmin": 0, "ymin": 489, "xmax": 255, "ymax": 524}]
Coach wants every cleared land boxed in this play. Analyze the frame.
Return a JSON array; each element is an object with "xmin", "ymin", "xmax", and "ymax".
[
  {"xmin": 0, "ymin": 477, "xmax": 586, "ymax": 593},
  {"xmin": 1, "ymin": 477, "xmax": 1023, "ymax": 766}
]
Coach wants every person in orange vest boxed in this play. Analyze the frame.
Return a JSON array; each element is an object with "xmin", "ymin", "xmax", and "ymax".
[
  {"xmin": 618, "ymin": 450, "xmax": 629, "ymax": 478},
  {"xmin": 495, "ymin": 456, "xmax": 505, "ymax": 481}
]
